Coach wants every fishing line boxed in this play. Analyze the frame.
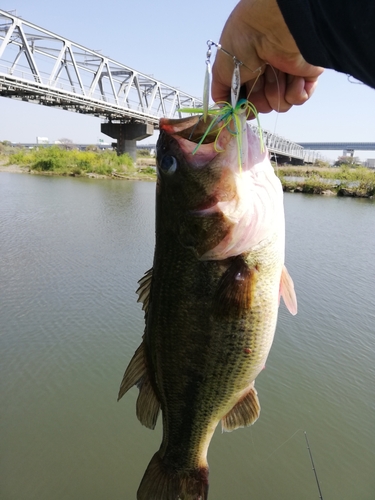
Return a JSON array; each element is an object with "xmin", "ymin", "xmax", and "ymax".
[
  {"xmin": 266, "ymin": 64, "xmax": 281, "ymax": 129},
  {"xmin": 250, "ymin": 427, "xmax": 304, "ymax": 463},
  {"xmin": 267, "ymin": 64, "xmax": 281, "ymax": 175},
  {"xmin": 245, "ymin": 63, "xmax": 281, "ymax": 175},
  {"xmin": 248, "ymin": 428, "xmax": 325, "ymax": 499}
]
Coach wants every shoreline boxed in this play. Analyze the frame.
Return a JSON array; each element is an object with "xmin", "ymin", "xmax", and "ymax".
[
  {"xmin": 0, "ymin": 163, "xmax": 26, "ymax": 174},
  {"xmin": 0, "ymin": 162, "xmax": 156, "ymax": 181},
  {"xmin": 1, "ymin": 163, "xmax": 374, "ymax": 198}
]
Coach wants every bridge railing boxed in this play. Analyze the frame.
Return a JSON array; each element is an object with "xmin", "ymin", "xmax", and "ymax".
[
  {"xmin": 249, "ymin": 125, "xmax": 306, "ymax": 161},
  {"xmin": 0, "ymin": 9, "xmax": 202, "ymax": 123}
]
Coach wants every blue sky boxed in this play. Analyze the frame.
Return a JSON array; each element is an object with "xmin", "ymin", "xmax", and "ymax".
[{"xmin": 1, "ymin": 0, "xmax": 375, "ymax": 161}]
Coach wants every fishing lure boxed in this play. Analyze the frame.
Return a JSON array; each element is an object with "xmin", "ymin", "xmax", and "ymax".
[
  {"xmin": 179, "ymin": 40, "xmax": 264, "ymax": 172},
  {"xmin": 203, "ymin": 40, "xmax": 247, "ymax": 112},
  {"xmin": 179, "ymin": 99, "xmax": 264, "ymax": 172},
  {"xmin": 231, "ymin": 59, "xmax": 242, "ymax": 108}
]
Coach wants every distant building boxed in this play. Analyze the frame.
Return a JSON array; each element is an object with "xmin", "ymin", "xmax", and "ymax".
[
  {"xmin": 36, "ymin": 137, "xmax": 49, "ymax": 144},
  {"xmin": 365, "ymin": 158, "xmax": 375, "ymax": 169}
]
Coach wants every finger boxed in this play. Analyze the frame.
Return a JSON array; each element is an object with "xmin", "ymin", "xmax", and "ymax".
[
  {"xmin": 245, "ymin": 75, "xmax": 273, "ymax": 114},
  {"xmin": 284, "ymin": 75, "xmax": 319, "ymax": 105},
  {"xmin": 304, "ymin": 78, "xmax": 319, "ymax": 99},
  {"xmin": 263, "ymin": 67, "xmax": 292, "ymax": 113},
  {"xmin": 245, "ymin": 70, "xmax": 293, "ymax": 115}
]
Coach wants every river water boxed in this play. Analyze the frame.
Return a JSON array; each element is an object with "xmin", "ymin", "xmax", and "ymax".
[{"xmin": 1, "ymin": 173, "xmax": 374, "ymax": 500}]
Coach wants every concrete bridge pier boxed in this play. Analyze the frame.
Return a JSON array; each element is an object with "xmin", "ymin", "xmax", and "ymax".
[
  {"xmin": 343, "ymin": 148, "xmax": 354, "ymax": 157},
  {"xmin": 101, "ymin": 121, "xmax": 154, "ymax": 161}
]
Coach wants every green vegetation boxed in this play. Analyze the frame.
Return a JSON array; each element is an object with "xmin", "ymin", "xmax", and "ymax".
[
  {"xmin": 275, "ymin": 164, "xmax": 375, "ymax": 198},
  {"xmin": 8, "ymin": 146, "xmax": 134, "ymax": 176},
  {"xmin": 3, "ymin": 145, "xmax": 156, "ymax": 178},
  {"xmin": 0, "ymin": 140, "xmax": 15, "ymax": 161},
  {"xmin": 137, "ymin": 148, "xmax": 152, "ymax": 158},
  {"xmin": 140, "ymin": 166, "xmax": 156, "ymax": 175},
  {"xmin": 334, "ymin": 155, "xmax": 362, "ymax": 167},
  {"xmin": 1, "ymin": 143, "xmax": 373, "ymax": 196}
]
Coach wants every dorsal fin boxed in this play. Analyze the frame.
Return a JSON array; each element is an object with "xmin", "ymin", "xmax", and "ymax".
[
  {"xmin": 136, "ymin": 267, "xmax": 153, "ymax": 314},
  {"xmin": 280, "ymin": 265, "xmax": 297, "ymax": 315}
]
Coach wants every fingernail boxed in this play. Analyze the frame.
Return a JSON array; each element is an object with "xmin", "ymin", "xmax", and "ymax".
[{"xmin": 305, "ymin": 80, "xmax": 318, "ymax": 98}]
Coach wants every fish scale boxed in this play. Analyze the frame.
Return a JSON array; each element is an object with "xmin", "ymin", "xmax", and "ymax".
[{"xmin": 118, "ymin": 111, "xmax": 297, "ymax": 500}]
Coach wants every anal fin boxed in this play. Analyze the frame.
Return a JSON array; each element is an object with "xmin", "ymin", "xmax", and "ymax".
[
  {"xmin": 222, "ymin": 384, "xmax": 260, "ymax": 432},
  {"xmin": 118, "ymin": 341, "xmax": 161, "ymax": 430},
  {"xmin": 136, "ymin": 375, "xmax": 160, "ymax": 430}
]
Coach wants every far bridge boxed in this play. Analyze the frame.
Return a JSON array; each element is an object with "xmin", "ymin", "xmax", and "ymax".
[
  {"xmin": 0, "ymin": 9, "xmax": 310, "ymax": 163},
  {"xmin": 298, "ymin": 142, "xmax": 375, "ymax": 157}
]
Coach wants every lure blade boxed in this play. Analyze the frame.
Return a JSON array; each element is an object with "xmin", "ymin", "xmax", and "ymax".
[
  {"xmin": 203, "ymin": 62, "xmax": 211, "ymax": 123},
  {"xmin": 231, "ymin": 61, "xmax": 241, "ymax": 108}
]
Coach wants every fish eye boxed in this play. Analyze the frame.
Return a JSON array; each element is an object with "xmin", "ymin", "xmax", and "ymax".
[{"xmin": 159, "ymin": 155, "xmax": 178, "ymax": 175}]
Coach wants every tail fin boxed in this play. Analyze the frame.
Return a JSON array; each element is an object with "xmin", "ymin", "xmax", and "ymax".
[{"xmin": 137, "ymin": 451, "xmax": 209, "ymax": 500}]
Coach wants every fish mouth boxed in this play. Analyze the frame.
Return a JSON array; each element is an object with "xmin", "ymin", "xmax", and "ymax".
[
  {"xmin": 160, "ymin": 115, "xmax": 223, "ymax": 145},
  {"xmin": 159, "ymin": 115, "xmax": 233, "ymax": 168}
]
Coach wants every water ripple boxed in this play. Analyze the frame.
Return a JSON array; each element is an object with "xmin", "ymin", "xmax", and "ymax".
[{"xmin": 1, "ymin": 176, "xmax": 374, "ymax": 500}]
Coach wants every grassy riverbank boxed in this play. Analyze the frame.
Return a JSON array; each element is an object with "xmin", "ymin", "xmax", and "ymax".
[
  {"xmin": 0, "ymin": 144, "xmax": 156, "ymax": 180},
  {"xmin": 1, "ymin": 143, "xmax": 374, "ymax": 197},
  {"xmin": 275, "ymin": 165, "xmax": 375, "ymax": 198}
]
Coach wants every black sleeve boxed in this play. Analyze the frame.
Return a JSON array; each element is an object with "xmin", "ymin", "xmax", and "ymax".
[{"xmin": 276, "ymin": 0, "xmax": 375, "ymax": 88}]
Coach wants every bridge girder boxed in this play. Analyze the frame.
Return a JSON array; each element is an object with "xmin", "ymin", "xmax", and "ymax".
[{"xmin": 0, "ymin": 9, "xmax": 308, "ymax": 163}]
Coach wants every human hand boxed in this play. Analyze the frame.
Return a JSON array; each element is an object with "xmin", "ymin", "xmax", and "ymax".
[{"xmin": 211, "ymin": 0, "xmax": 324, "ymax": 114}]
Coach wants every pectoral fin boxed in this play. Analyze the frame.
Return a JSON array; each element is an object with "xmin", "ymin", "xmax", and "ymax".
[
  {"xmin": 280, "ymin": 265, "xmax": 297, "ymax": 315},
  {"xmin": 221, "ymin": 383, "xmax": 260, "ymax": 432},
  {"xmin": 214, "ymin": 256, "xmax": 257, "ymax": 315}
]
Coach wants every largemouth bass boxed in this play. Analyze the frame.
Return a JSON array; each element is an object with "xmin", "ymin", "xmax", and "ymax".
[{"xmin": 118, "ymin": 109, "xmax": 297, "ymax": 500}]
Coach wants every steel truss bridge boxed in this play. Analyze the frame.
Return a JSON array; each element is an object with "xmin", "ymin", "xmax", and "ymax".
[{"xmin": 0, "ymin": 8, "xmax": 312, "ymax": 162}]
